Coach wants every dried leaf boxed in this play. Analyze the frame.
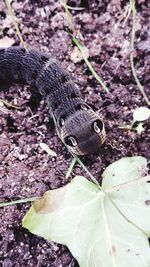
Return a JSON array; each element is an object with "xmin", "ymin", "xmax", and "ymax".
[{"xmin": 40, "ymin": 142, "xmax": 57, "ymax": 157}]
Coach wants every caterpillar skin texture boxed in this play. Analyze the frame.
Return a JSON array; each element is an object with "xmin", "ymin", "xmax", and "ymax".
[{"xmin": 0, "ymin": 46, "xmax": 105, "ymax": 155}]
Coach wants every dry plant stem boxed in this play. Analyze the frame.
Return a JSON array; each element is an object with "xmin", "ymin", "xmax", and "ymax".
[
  {"xmin": 130, "ymin": 55, "xmax": 150, "ymax": 105},
  {"xmin": 72, "ymin": 36, "xmax": 109, "ymax": 94},
  {"xmin": 5, "ymin": 0, "xmax": 27, "ymax": 51},
  {"xmin": 61, "ymin": 0, "xmax": 109, "ymax": 94},
  {"xmin": 61, "ymin": 0, "xmax": 75, "ymax": 33},
  {"xmin": 65, "ymin": 5, "xmax": 85, "ymax": 11},
  {"xmin": 130, "ymin": 0, "xmax": 150, "ymax": 105},
  {"xmin": 122, "ymin": 4, "xmax": 131, "ymax": 25},
  {"xmin": 0, "ymin": 197, "xmax": 39, "ymax": 208},
  {"xmin": 0, "ymin": 99, "xmax": 22, "ymax": 110}
]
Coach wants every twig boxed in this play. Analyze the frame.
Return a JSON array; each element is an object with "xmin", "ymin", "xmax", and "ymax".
[{"xmin": 0, "ymin": 99, "xmax": 22, "ymax": 110}]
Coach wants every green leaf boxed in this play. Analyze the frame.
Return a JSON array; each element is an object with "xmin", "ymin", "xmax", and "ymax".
[
  {"xmin": 102, "ymin": 157, "xmax": 150, "ymax": 234},
  {"xmin": 133, "ymin": 107, "xmax": 150, "ymax": 122},
  {"xmin": 23, "ymin": 156, "xmax": 150, "ymax": 267}
]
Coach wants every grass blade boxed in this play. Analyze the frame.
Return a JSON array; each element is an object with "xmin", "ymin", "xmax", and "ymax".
[
  {"xmin": 72, "ymin": 36, "xmax": 109, "ymax": 93},
  {"xmin": 66, "ymin": 158, "xmax": 77, "ymax": 178},
  {"xmin": 130, "ymin": 0, "xmax": 150, "ymax": 105}
]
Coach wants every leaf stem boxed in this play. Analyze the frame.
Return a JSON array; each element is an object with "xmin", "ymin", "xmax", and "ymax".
[
  {"xmin": 5, "ymin": 0, "xmax": 27, "ymax": 51},
  {"xmin": 0, "ymin": 197, "xmax": 39, "ymax": 208},
  {"xmin": 72, "ymin": 153, "xmax": 102, "ymax": 190}
]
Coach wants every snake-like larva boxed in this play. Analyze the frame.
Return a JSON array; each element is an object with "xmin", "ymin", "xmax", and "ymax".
[{"xmin": 0, "ymin": 46, "xmax": 105, "ymax": 155}]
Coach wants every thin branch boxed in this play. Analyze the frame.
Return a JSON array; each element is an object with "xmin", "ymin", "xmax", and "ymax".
[{"xmin": 0, "ymin": 99, "xmax": 22, "ymax": 110}]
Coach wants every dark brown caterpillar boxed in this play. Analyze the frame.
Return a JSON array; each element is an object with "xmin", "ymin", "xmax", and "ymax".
[{"xmin": 0, "ymin": 46, "xmax": 105, "ymax": 155}]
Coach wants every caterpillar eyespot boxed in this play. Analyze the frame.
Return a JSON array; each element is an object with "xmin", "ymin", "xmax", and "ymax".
[
  {"xmin": 64, "ymin": 136, "xmax": 78, "ymax": 147},
  {"xmin": 80, "ymin": 104, "xmax": 90, "ymax": 111},
  {"xmin": 0, "ymin": 46, "xmax": 105, "ymax": 155},
  {"xmin": 92, "ymin": 120, "xmax": 104, "ymax": 133}
]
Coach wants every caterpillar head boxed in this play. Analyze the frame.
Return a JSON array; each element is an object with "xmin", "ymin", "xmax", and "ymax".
[{"xmin": 59, "ymin": 107, "xmax": 105, "ymax": 155}]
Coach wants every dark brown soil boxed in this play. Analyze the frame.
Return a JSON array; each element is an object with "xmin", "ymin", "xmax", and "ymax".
[{"xmin": 0, "ymin": 0, "xmax": 149, "ymax": 266}]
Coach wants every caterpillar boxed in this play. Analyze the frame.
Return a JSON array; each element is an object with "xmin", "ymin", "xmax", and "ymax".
[{"xmin": 0, "ymin": 46, "xmax": 105, "ymax": 155}]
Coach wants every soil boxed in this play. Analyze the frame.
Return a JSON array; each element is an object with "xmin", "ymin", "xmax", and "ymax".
[{"xmin": 0, "ymin": 0, "xmax": 149, "ymax": 266}]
